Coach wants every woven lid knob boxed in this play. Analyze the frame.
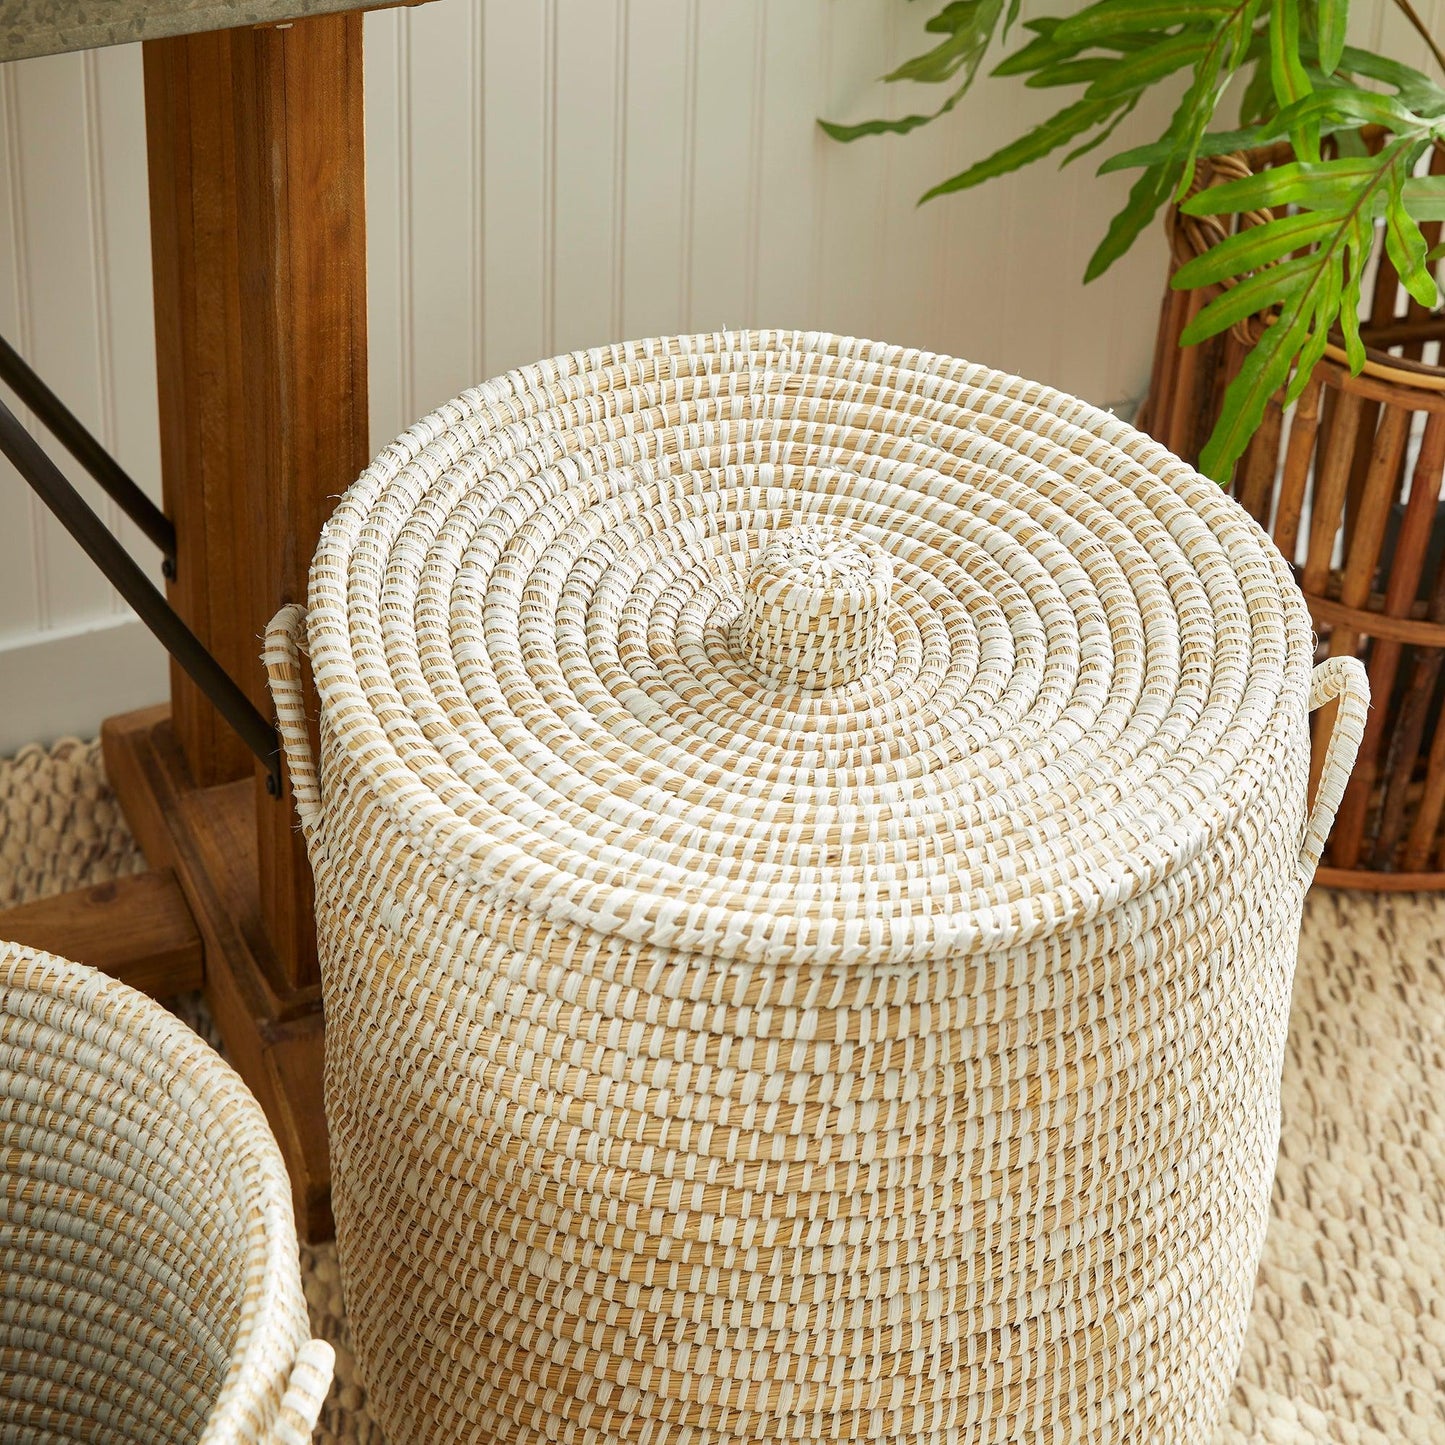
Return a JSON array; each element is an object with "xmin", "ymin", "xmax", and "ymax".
[{"xmin": 736, "ymin": 525, "xmax": 892, "ymax": 691}]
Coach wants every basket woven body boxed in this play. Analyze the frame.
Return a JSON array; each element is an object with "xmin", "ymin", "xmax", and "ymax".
[
  {"xmin": 267, "ymin": 331, "xmax": 1367, "ymax": 1445},
  {"xmin": 0, "ymin": 942, "xmax": 334, "ymax": 1444}
]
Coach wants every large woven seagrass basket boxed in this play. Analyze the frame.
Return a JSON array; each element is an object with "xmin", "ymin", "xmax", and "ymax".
[
  {"xmin": 265, "ymin": 330, "xmax": 1368, "ymax": 1445},
  {"xmin": 0, "ymin": 941, "xmax": 334, "ymax": 1443}
]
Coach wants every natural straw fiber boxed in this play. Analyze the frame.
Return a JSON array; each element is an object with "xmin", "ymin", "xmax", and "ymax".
[
  {"xmin": 0, "ymin": 941, "xmax": 334, "ymax": 1443},
  {"xmin": 265, "ymin": 330, "xmax": 1369, "ymax": 1445}
]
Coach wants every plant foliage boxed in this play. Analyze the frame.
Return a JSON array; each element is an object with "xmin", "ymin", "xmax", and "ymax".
[{"xmin": 822, "ymin": 0, "xmax": 1445, "ymax": 479}]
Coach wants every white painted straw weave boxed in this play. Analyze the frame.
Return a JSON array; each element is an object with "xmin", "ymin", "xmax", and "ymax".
[
  {"xmin": 0, "ymin": 942, "xmax": 334, "ymax": 1444},
  {"xmin": 266, "ymin": 330, "xmax": 1368, "ymax": 1445}
]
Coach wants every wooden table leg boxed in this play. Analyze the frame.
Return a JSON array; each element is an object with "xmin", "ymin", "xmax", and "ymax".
[{"xmin": 102, "ymin": 11, "xmax": 370, "ymax": 1241}]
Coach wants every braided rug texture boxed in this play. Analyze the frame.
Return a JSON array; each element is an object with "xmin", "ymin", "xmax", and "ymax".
[
  {"xmin": 271, "ymin": 330, "xmax": 1358, "ymax": 1444},
  {"xmin": 1, "ymin": 735, "xmax": 1441, "ymax": 1442}
]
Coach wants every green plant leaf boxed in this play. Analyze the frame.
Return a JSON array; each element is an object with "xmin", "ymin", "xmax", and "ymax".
[
  {"xmin": 1333, "ymin": 44, "xmax": 1445, "ymax": 112},
  {"xmin": 1269, "ymin": 0, "xmax": 1318, "ymax": 160},
  {"xmin": 1085, "ymin": 162, "xmax": 1177, "ymax": 279},
  {"xmin": 819, "ymin": 80, "xmax": 982, "ymax": 141},
  {"xmin": 1100, "ymin": 76, "xmax": 1407, "ymax": 175},
  {"xmin": 1183, "ymin": 152, "xmax": 1400, "ymax": 214},
  {"xmin": 1333, "ymin": 125, "xmax": 1371, "ymax": 157},
  {"xmin": 1168, "ymin": 0, "xmax": 1267, "ymax": 198},
  {"xmin": 1180, "ymin": 252, "xmax": 1316, "ymax": 343},
  {"xmin": 1286, "ymin": 295, "xmax": 1338, "ymax": 401},
  {"xmin": 886, "ymin": 0, "xmax": 1004, "ymax": 84},
  {"xmin": 1284, "ymin": 83, "xmax": 1425, "ymax": 133},
  {"xmin": 1317, "ymin": 0, "xmax": 1349, "ymax": 75},
  {"xmin": 1384, "ymin": 164, "xmax": 1441, "ymax": 307},
  {"xmin": 1402, "ymin": 174, "xmax": 1445, "ymax": 221},
  {"xmin": 1238, "ymin": 55, "xmax": 1277, "ymax": 124},
  {"xmin": 1063, "ymin": 96, "xmax": 1140, "ymax": 164},
  {"xmin": 919, "ymin": 95, "xmax": 1119, "ymax": 200},
  {"xmin": 991, "ymin": 21, "xmax": 1071, "ymax": 76},
  {"xmin": 1171, "ymin": 209, "xmax": 1342, "ymax": 287},
  {"xmin": 1100, "ymin": 122, "xmax": 1279, "ymax": 173},
  {"xmin": 1336, "ymin": 207, "xmax": 1374, "ymax": 371},
  {"xmin": 818, "ymin": 109, "xmax": 952, "ymax": 142},
  {"xmin": 992, "ymin": 16, "xmax": 1153, "ymax": 77},
  {"xmin": 1028, "ymin": 57, "xmax": 1120, "ymax": 88},
  {"xmin": 1054, "ymin": 0, "xmax": 1237, "ymax": 45},
  {"xmin": 1193, "ymin": 137, "xmax": 1423, "ymax": 477},
  {"xmin": 822, "ymin": 0, "xmax": 1025, "ymax": 148},
  {"xmin": 816, "ymin": 0, "xmax": 1445, "ymax": 477},
  {"xmin": 1084, "ymin": 32, "xmax": 1211, "ymax": 101},
  {"xmin": 1199, "ymin": 304, "xmax": 1318, "ymax": 477}
]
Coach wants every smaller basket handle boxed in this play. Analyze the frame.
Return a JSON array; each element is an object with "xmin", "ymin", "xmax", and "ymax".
[
  {"xmin": 261, "ymin": 1338, "xmax": 335, "ymax": 1445},
  {"xmin": 263, "ymin": 604, "xmax": 321, "ymax": 846},
  {"xmin": 1300, "ymin": 656, "xmax": 1370, "ymax": 883}
]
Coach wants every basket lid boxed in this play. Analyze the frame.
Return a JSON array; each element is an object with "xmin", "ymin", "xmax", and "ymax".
[{"xmin": 306, "ymin": 331, "xmax": 1312, "ymax": 966}]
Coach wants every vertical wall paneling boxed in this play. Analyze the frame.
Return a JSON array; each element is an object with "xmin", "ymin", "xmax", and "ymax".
[
  {"xmin": 553, "ymin": 0, "xmax": 622, "ymax": 357},
  {"xmin": 397, "ymin": 15, "xmax": 415, "ymax": 424},
  {"xmin": 0, "ymin": 61, "xmax": 41, "ymax": 643},
  {"xmin": 618, "ymin": 0, "xmax": 690, "ymax": 340},
  {"xmin": 686, "ymin": 0, "xmax": 761, "ymax": 332},
  {"xmin": 12, "ymin": 54, "xmax": 114, "ymax": 631},
  {"xmin": 814, "ymin": 2, "xmax": 892, "ymax": 342},
  {"xmin": 89, "ymin": 44, "xmax": 162, "ymax": 540},
  {"xmin": 610, "ymin": 2, "xmax": 628, "ymax": 341},
  {"xmin": 481, "ymin": 0, "xmax": 547, "ymax": 378},
  {"xmin": 363, "ymin": 8, "xmax": 405, "ymax": 453},
  {"xmin": 873, "ymin": 1, "xmax": 955, "ymax": 356},
  {"xmin": 750, "ymin": 0, "xmax": 826, "ymax": 329},
  {"xmin": 932, "ymin": 29, "xmax": 1018, "ymax": 377},
  {"xmin": 80, "ymin": 48, "xmax": 123, "ymax": 591},
  {"xmin": 471, "ymin": 0, "xmax": 485, "ymax": 381},
  {"xmin": 541, "ymin": 0, "xmax": 556, "ymax": 355},
  {"xmin": 742, "ymin": 3, "xmax": 767, "ymax": 322},
  {"xmin": 1050, "ymin": 81, "xmax": 1180, "ymax": 408},
  {"xmin": 677, "ymin": 0, "xmax": 699, "ymax": 330},
  {"xmin": 0, "ymin": 45, "xmax": 166, "ymax": 738},
  {"xmin": 402, "ymin": 2, "xmax": 478, "ymax": 419}
]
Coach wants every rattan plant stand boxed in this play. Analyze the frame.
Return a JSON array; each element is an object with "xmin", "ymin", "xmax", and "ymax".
[
  {"xmin": 266, "ymin": 330, "xmax": 1368, "ymax": 1445},
  {"xmin": 1142, "ymin": 142, "xmax": 1445, "ymax": 887},
  {"xmin": 0, "ymin": 940, "xmax": 333, "ymax": 1443}
]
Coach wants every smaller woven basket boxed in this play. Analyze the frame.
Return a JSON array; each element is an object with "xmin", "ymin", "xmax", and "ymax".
[{"xmin": 0, "ymin": 941, "xmax": 334, "ymax": 1444}]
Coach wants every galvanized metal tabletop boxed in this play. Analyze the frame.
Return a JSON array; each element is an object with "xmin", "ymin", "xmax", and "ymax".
[{"xmin": 2, "ymin": 0, "xmax": 408, "ymax": 62}]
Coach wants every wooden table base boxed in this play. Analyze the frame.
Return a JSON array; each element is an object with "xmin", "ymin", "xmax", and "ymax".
[
  {"xmin": 103, "ymin": 705, "xmax": 330, "ymax": 1240},
  {"xmin": 0, "ymin": 867, "xmax": 203, "ymax": 999},
  {"xmin": 1, "ymin": 8, "xmax": 406, "ymax": 1243}
]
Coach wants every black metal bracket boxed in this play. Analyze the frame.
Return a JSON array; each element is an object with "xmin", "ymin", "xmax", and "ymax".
[
  {"xmin": 0, "ymin": 335, "xmax": 177, "ymax": 564},
  {"xmin": 0, "ymin": 336, "xmax": 282, "ymax": 794}
]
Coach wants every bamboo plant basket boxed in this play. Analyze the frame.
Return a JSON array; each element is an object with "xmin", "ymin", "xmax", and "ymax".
[
  {"xmin": 0, "ymin": 941, "xmax": 334, "ymax": 1444},
  {"xmin": 1140, "ymin": 141, "xmax": 1445, "ymax": 888},
  {"xmin": 266, "ymin": 330, "xmax": 1367, "ymax": 1445}
]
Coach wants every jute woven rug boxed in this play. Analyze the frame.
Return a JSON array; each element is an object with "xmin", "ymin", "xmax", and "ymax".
[{"xmin": 2, "ymin": 737, "xmax": 1442, "ymax": 1444}]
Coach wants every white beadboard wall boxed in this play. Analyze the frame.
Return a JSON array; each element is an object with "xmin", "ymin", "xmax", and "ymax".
[
  {"xmin": 364, "ymin": 0, "xmax": 1171, "ymax": 442},
  {"xmin": 0, "ymin": 0, "xmax": 1427, "ymax": 750}
]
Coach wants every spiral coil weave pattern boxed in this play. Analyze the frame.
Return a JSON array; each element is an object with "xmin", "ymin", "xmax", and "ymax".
[
  {"xmin": 273, "ymin": 331, "xmax": 1366, "ymax": 1444},
  {"xmin": 0, "ymin": 943, "xmax": 334, "ymax": 1444},
  {"xmin": 737, "ymin": 524, "xmax": 893, "ymax": 689}
]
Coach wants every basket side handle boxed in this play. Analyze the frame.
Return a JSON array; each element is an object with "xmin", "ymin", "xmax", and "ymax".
[
  {"xmin": 263, "ymin": 604, "xmax": 321, "ymax": 845},
  {"xmin": 1300, "ymin": 656, "xmax": 1370, "ymax": 883},
  {"xmin": 260, "ymin": 1338, "xmax": 335, "ymax": 1445}
]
